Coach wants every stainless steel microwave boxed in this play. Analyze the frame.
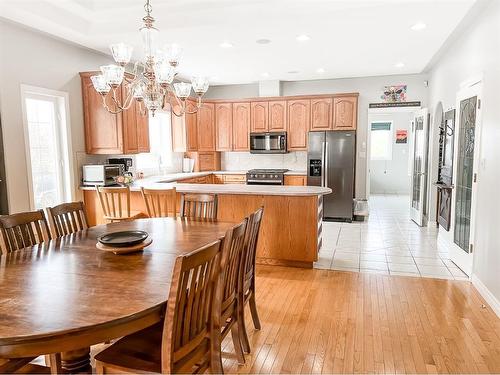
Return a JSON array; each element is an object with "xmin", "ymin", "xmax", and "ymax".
[
  {"xmin": 82, "ymin": 164, "xmax": 123, "ymax": 186},
  {"xmin": 250, "ymin": 132, "xmax": 287, "ymax": 154}
]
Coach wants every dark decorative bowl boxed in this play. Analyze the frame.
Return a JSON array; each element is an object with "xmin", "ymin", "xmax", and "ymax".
[{"xmin": 97, "ymin": 230, "xmax": 149, "ymax": 248}]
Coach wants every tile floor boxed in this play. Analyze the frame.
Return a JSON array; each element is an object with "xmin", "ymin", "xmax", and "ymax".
[{"xmin": 314, "ymin": 194, "xmax": 469, "ymax": 280}]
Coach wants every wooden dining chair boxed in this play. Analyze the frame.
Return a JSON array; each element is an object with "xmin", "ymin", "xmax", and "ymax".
[
  {"xmin": 46, "ymin": 201, "xmax": 89, "ymax": 238},
  {"xmin": 0, "ymin": 210, "xmax": 61, "ymax": 374},
  {"xmin": 0, "ymin": 210, "xmax": 52, "ymax": 254},
  {"xmin": 215, "ymin": 219, "xmax": 248, "ymax": 368},
  {"xmin": 180, "ymin": 193, "xmax": 218, "ymax": 220},
  {"xmin": 141, "ymin": 187, "xmax": 177, "ymax": 218},
  {"xmin": 96, "ymin": 186, "xmax": 145, "ymax": 223},
  {"xmin": 238, "ymin": 207, "xmax": 264, "ymax": 354},
  {"xmin": 94, "ymin": 239, "xmax": 225, "ymax": 374}
]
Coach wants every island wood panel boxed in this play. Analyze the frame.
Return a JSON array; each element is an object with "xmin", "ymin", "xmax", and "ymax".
[
  {"xmin": 215, "ymin": 102, "xmax": 233, "ymax": 151},
  {"xmin": 310, "ymin": 97, "xmax": 333, "ymax": 131},
  {"xmin": 196, "ymin": 102, "xmax": 216, "ymax": 151},
  {"xmin": 216, "ymin": 194, "xmax": 319, "ymax": 267},
  {"xmin": 268, "ymin": 100, "xmax": 287, "ymax": 132},
  {"xmin": 83, "ymin": 190, "xmax": 321, "ymax": 267},
  {"xmin": 287, "ymin": 99, "xmax": 310, "ymax": 150},
  {"xmin": 232, "ymin": 102, "xmax": 250, "ymax": 151},
  {"xmin": 250, "ymin": 101, "xmax": 269, "ymax": 132}
]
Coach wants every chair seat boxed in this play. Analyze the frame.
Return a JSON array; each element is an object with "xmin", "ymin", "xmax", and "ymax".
[{"xmin": 94, "ymin": 322, "xmax": 162, "ymax": 374}]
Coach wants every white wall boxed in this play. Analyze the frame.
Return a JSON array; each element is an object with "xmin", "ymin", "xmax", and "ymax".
[
  {"xmin": 427, "ymin": 0, "xmax": 500, "ymax": 313},
  {"xmin": 0, "ymin": 20, "xmax": 111, "ymax": 213},
  {"xmin": 222, "ymin": 151, "xmax": 307, "ymax": 172},
  {"xmin": 368, "ymin": 111, "xmax": 412, "ymax": 195},
  {"xmin": 205, "ymin": 74, "xmax": 429, "ymax": 198}
]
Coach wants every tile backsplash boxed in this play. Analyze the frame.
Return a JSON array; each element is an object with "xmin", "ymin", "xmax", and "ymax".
[{"xmin": 221, "ymin": 151, "xmax": 307, "ymax": 171}]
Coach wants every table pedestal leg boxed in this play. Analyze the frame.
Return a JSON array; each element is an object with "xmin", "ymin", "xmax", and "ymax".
[{"xmin": 61, "ymin": 348, "xmax": 91, "ymax": 373}]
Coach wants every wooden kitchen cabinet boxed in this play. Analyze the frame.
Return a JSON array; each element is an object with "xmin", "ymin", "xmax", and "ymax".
[
  {"xmin": 171, "ymin": 110, "xmax": 186, "ymax": 152},
  {"xmin": 310, "ymin": 97, "xmax": 332, "ymax": 131},
  {"xmin": 185, "ymin": 101, "xmax": 198, "ymax": 151},
  {"xmin": 215, "ymin": 103, "xmax": 233, "ymax": 151},
  {"xmin": 287, "ymin": 99, "xmax": 310, "ymax": 150},
  {"xmin": 333, "ymin": 95, "xmax": 358, "ymax": 130},
  {"xmin": 196, "ymin": 102, "xmax": 216, "ymax": 151},
  {"xmin": 250, "ymin": 101, "xmax": 269, "ymax": 132},
  {"xmin": 268, "ymin": 100, "xmax": 287, "ymax": 132},
  {"xmin": 81, "ymin": 72, "xmax": 150, "ymax": 155},
  {"xmin": 284, "ymin": 175, "xmax": 307, "ymax": 186},
  {"xmin": 81, "ymin": 72, "xmax": 123, "ymax": 154},
  {"xmin": 232, "ymin": 102, "xmax": 250, "ymax": 151}
]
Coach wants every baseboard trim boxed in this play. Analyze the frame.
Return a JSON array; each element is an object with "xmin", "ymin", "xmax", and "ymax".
[{"xmin": 471, "ymin": 274, "xmax": 500, "ymax": 318}]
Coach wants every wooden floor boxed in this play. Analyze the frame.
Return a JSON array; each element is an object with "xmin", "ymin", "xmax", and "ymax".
[{"xmin": 221, "ymin": 266, "xmax": 500, "ymax": 374}]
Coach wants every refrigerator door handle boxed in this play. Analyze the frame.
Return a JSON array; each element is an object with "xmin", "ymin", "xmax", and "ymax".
[
  {"xmin": 325, "ymin": 142, "xmax": 329, "ymax": 188},
  {"xmin": 321, "ymin": 141, "xmax": 326, "ymax": 187}
]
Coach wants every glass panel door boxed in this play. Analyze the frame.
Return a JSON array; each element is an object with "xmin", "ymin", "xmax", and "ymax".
[
  {"xmin": 454, "ymin": 96, "xmax": 477, "ymax": 253},
  {"xmin": 409, "ymin": 109, "xmax": 429, "ymax": 227}
]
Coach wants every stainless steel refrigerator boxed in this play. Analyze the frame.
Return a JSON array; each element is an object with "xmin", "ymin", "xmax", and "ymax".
[{"xmin": 307, "ymin": 131, "xmax": 355, "ymax": 221}]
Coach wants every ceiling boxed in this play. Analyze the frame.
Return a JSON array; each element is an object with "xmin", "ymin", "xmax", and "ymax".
[{"xmin": 0, "ymin": 0, "xmax": 476, "ymax": 85}]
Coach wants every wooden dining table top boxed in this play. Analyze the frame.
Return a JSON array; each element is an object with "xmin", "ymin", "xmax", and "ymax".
[{"xmin": 0, "ymin": 218, "xmax": 235, "ymax": 357}]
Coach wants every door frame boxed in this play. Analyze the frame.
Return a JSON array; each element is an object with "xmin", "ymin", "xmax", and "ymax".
[
  {"xmin": 366, "ymin": 106, "xmax": 420, "ymax": 199},
  {"xmin": 409, "ymin": 108, "xmax": 430, "ymax": 226},
  {"xmin": 449, "ymin": 81, "xmax": 483, "ymax": 276},
  {"xmin": 20, "ymin": 84, "xmax": 74, "ymax": 210}
]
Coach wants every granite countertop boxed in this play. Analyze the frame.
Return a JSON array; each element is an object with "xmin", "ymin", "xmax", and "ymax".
[{"xmin": 80, "ymin": 171, "xmax": 328, "ymax": 196}]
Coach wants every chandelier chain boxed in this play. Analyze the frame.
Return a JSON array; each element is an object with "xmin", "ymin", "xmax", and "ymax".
[{"xmin": 144, "ymin": 0, "xmax": 152, "ymax": 17}]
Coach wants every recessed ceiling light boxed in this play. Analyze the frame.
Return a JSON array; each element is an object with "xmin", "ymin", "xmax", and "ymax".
[
  {"xmin": 411, "ymin": 22, "xmax": 427, "ymax": 31},
  {"xmin": 296, "ymin": 34, "xmax": 310, "ymax": 42},
  {"xmin": 316, "ymin": 68, "xmax": 325, "ymax": 74},
  {"xmin": 394, "ymin": 62, "xmax": 405, "ymax": 68},
  {"xmin": 261, "ymin": 72, "xmax": 270, "ymax": 78},
  {"xmin": 256, "ymin": 38, "xmax": 271, "ymax": 45},
  {"xmin": 219, "ymin": 41, "xmax": 233, "ymax": 48},
  {"xmin": 287, "ymin": 70, "xmax": 300, "ymax": 74}
]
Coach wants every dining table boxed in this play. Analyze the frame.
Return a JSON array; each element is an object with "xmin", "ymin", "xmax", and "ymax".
[{"xmin": 0, "ymin": 217, "xmax": 235, "ymax": 372}]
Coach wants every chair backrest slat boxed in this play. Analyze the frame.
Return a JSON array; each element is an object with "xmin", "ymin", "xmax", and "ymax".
[
  {"xmin": 221, "ymin": 220, "xmax": 247, "ymax": 322},
  {"xmin": 180, "ymin": 194, "xmax": 218, "ymax": 220},
  {"xmin": 0, "ymin": 210, "xmax": 52, "ymax": 254},
  {"xmin": 141, "ymin": 187, "xmax": 177, "ymax": 218},
  {"xmin": 242, "ymin": 207, "xmax": 264, "ymax": 293},
  {"xmin": 46, "ymin": 201, "xmax": 89, "ymax": 238},
  {"xmin": 161, "ymin": 239, "xmax": 224, "ymax": 374},
  {"xmin": 96, "ymin": 186, "xmax": 131, "ymax": 221}
]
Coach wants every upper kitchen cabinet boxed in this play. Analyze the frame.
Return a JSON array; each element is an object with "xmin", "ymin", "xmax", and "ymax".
[
  {"xmin": 80, "ymin": 72, "xmax": 150, "ymax": 155},
  {"xmin": 268, "ymin": 100, "xmax": 287, "ymax": 132},
  {"xmin": 310, "ymin": 98, "xmax": 332, "ymax": 131},
  {"xmin": 250, "ymin": 101, "xmax": 269, "ymax": 133},
  {"xmin": 171, "ymin": 109, "xmax": 186, "ymax": 152},
  {"xmin": 287, "ymin": 99, "xmax": 310, "ymax": 150},
  {"xmin": 333, "ymin": 95, "xmax": 358, "ymax": 130},
  {"xmin": 185, "ymin": 101, "xmax": 198, "ymax": 151},
  {"xmin": 215, "ymin": 103, "xmax": 233, "ymax": 151},
  {"xmin": 81, "ymin": 72, "xmax": 123, "ymax": 154},
  {"xmin": 196, "ymin": 102, "xmax": 216, "ymax": 151},
  {"xmin": 232, "ymin": 102, "xmax": 250, "ymax": 151}
]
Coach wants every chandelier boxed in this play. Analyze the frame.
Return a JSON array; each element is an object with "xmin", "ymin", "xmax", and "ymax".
[{"xmin": 90, "ymin": 0, "xmax": 209, "ymax": 117}]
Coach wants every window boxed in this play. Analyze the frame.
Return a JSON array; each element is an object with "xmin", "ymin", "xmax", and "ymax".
[
  {"xmin": 21, "ymin": 86, "xmax": 72, "ymax": 209},
  {"xmin": 370, "ymin": 121, "xmax": 393, "ymax": 160},
  {"xmin": 135, "ymin": 110, "xmax": 173, "ymax": 174}
]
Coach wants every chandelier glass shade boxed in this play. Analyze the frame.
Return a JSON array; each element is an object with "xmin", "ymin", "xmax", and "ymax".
[{"xmin": 90, "ymin": 0, "xmax": 209, "ymax": 116}]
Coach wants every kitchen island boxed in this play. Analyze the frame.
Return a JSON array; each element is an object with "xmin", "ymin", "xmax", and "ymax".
[{"xmin": 81, "ymin": 177, "xmax": 330, "ymax": 268}]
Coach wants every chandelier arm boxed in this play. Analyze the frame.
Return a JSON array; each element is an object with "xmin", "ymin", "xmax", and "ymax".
[
  {"xmin": 101, "ymin": 94, "xmax": 124, "ymax": 115},
  {"xmin": 168, "ymin": 95, "xmax": 184, "ymax": 117}
]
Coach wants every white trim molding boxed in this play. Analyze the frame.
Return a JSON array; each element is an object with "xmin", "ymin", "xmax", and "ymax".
[{"xmin": 471, "ymin": 274, "xmax": 500, "ymax": 318}]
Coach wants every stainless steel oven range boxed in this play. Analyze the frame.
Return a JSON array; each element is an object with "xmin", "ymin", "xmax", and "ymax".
[{"xmin": 246, "ymin": 169, "xmax": 288, "ymax": 185}]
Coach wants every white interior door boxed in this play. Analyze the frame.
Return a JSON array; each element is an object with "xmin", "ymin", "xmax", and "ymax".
[
  {"xmin": 449, "ymin": 84, "xmax": 482, "ymax": 276},
  {"xmin": 409, "ymin": 108, "xmax": 429, "ymax": 226}
]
